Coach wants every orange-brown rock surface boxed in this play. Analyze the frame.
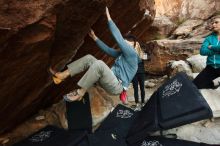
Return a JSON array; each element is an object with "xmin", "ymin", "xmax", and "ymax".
[
  {"xmin": 0, "ymin": 86, "xmax": 119, "ymax": 146},
  {"xmin": 154, "ymin": 0, "xmax": 220, "ymax": 20},
  {"xmin": 142, "ymin": 0, "xmax": 220, "ymax": 75},
  {"xmin": 143, "ymin": 38, "xmax": 203, "ymax": 75},
  {"xmin": 0, "ymin": 0, "xmax": 155, "ymax": 135}
]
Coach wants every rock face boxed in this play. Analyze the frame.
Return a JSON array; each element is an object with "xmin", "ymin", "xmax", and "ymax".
[
  {"xmin": 155, "ymin": 0, "xmax": 182, "ymax": 20},
  {"xmin": 152, "ymin": 16, "xmax": 177, "ymax": 38},
  {"xmin": 0, "ymin": 0, "xmax": 155, "ymax": 134},
  {"xmin": 179, "ymin": 0, "xmax": 217, "ymax": 20},
  {"xmin": 143, "ymin": 38, "xmax": 203, "ymax": 75},
  {"xmin": 142, "ymin": 0, "xmax": 220, "ymax": 75},
  {"xmin": 0, "ymin": 86, "xmax": 119, "ymax": 146},
  {"xmin": 166, "ymin": 54, "xmax": 207, "ymax": 78},
  {"xmin": 167, "ymin": 60, "xmax": 193, "ymax": 78},
  {"xmin": 0, "ymin": 0, "xmax": 62, "ymax": 43},
  {"xmin": 186, "ymin": 54, "xmax": 207, "ymax": 73},
  {"xmin": 155, "ymin": 0, "xmax": 220, "ymax": 20},
  {"xmin": 149, "ymin": 0, "xmax": 219, "ymax": 41},
  {"xmin": 139, "ymin": 0, "xmax": 219, "ymax": 49},
  {"xmin": 172, "ymin": 19, "xmax": 204, "ymax": 38}
]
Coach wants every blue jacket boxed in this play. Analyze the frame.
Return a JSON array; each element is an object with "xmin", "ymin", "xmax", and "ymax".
[
  {"xmin": 200, "ymin": 32, "xmax": 220, "ymax": 68},
  {"xmin": 95, "ymin": 20, "xmax": 139, "ymax": 89}
]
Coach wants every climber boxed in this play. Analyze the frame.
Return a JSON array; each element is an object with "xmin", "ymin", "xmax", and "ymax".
[{"xmin": 50, "ymin": 7, "xmax": 141, "ymax": 103}]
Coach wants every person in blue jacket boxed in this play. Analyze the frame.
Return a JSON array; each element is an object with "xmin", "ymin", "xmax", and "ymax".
[
  {"xmin": 193, "ymin": 16, "xmax": 220, "ymax": 89},
  {"xmin": 123, "ymin": 35, "xmax": 146, "ymax": 109},
  {"xmin": 50, "ymin": 7, "xmax": 140, "ymax": 102}
]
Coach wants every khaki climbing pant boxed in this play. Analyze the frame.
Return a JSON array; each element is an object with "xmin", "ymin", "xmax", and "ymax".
[{"xmin": 67, "ymin": 54, "xmax": 123, "ymax": 95}]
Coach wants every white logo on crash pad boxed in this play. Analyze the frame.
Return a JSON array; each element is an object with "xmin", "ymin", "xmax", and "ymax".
[
  {"xmin": 162, "ymin": 79, "xmax": 182, "ymax": 98},
  {"xmin": 116, "ymin": 109, "xmax": 133, "ymax": 118},
  {"xmin": 29, "ymin": 130, "xmax": 53, "ymax": 142},
  {"xmin": 141, "ymin": 140, "xmax": 163, "ymax": 146}
]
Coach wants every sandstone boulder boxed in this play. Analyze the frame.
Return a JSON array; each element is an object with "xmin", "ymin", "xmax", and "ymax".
[
  {"xmin": 0, "ymin": 86, "xmax": 118, "ymax": 146},
  {"xmin": 152, "ymin": 16, "xmax": 177, "ymax": 38},
  {"xmin": 143, "ymin": 38, "xmax": 203, "ymax": 75},
  {"xmin": 179, "ymin": 0, "xmax": 217, "ymax": 20},
  {"xmin": 167, "ymin": 60, "xmax": 193, "ymax": 78},
  {"xmin": 172, "ymin": 19, "xmax": 204, "ymax": 39},
  {"xmin": 0, "ymin": 0, "xmax": 155, "ymax": 134},
  {"xmin": 187, "ymin": 54, "xmax": 207, "ymax": 73}
]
